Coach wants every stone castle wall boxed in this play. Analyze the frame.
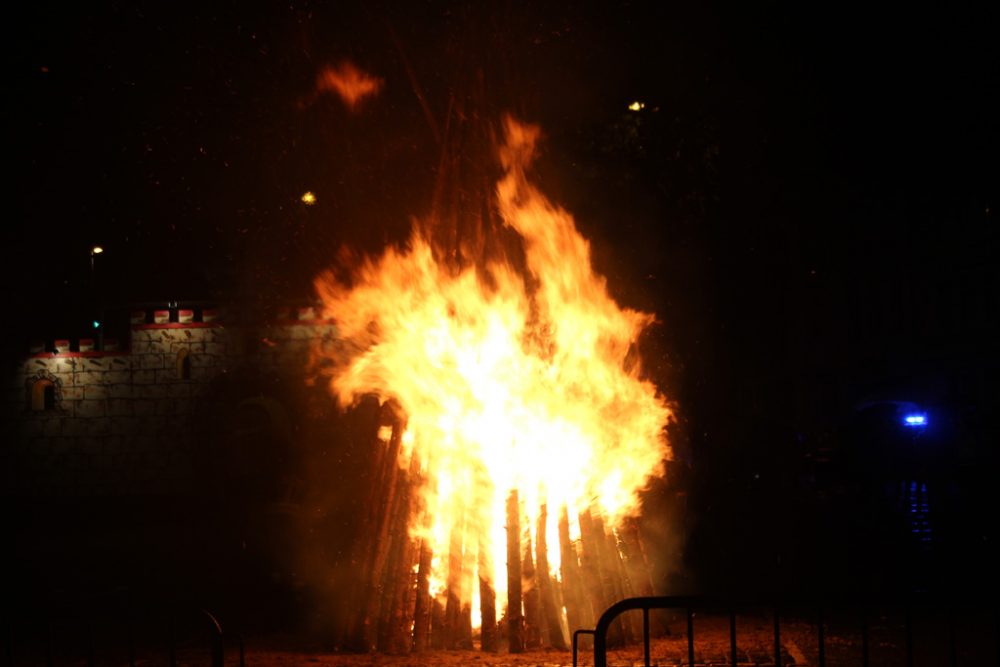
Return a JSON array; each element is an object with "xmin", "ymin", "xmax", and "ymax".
[{"xmin": 3, "ymin": 307, "xmax": 337, "ymax": 496}]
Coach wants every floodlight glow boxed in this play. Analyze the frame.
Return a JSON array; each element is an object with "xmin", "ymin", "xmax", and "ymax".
[
  {"xmin": 903, "ymin": 413, "xmax": 927, "ymax": 427},
  {"xmin": 91, "ymin": 246, "xmax": 104, "ymax": 255}
]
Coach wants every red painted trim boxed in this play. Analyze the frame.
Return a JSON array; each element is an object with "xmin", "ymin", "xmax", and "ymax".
[
  {"xmin": 29, "ymin": 351, "xmax": 131, "ymax": 359},
  {"xmin": 132, "ymin": 322, "xmax": 225, "ymax": 330}
]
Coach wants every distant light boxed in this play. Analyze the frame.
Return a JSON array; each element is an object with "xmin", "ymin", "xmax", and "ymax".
[
  {"xmin": 628, "ymin": 101, "xmax": 646, "ymax": 112},
  {"xmin": 301, "ymin": 191, "xmax": 317, "ymax": 205},
  {"xmin": 92, "ymin": 320, "xmax": 101, "ymax": 329},
  {"xmin": 903, "ymin": 413, "xmax": 927, "ymax": 427},
  {"xmin": 91, "ymin": 246, "xmax": 104, "ymax": 255}
]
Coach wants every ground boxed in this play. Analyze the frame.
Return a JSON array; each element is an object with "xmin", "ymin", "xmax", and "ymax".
[{"xmin": 164, "ymin": 609, "xmax": 996, "ymax": 667}]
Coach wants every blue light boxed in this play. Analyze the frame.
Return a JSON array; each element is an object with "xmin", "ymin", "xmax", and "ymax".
[
  {"xmin": 92, "ymin": 320, "xmax": 101, "ymax": 329},
  {"xmin": 903, "ymin": 413, "xmax": 927, "ymax": 427}
]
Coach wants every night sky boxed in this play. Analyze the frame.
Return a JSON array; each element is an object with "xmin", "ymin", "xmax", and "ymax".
[
  {"xmin": 8, "ymin": 2, "xmax": 998, "ymax": 424},
  {"xmin": 5, "ymin": 0, "xmax": 1000, "ymax": 626}
]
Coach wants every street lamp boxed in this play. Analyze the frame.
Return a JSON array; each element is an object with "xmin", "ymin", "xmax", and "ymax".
[
  {"xmin": 90, "ymin": 245, "xmax": 103, "ymax": 272},
  {"xmin": 90, "ymin": 245, "xmax": 104, "ymax": 346}
]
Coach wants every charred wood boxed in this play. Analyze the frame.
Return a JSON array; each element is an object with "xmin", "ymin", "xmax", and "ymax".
[
  {"xmin": 478, "ymin": 536, "xmax": 498, "ymax": 652},
  {"xmin": 430, "ymin": 597, "xmax": 446, "ymax": 650},
  {"xmin": 535, "ymin": 504, "xmax": 567, "ymax": 649},
  {"xmin": 558, "ymin": 506, "xmax": 588, "ymax": 635},
  {"xmin": 505, "ymin": 490, "xmax": 524, "ymax": 653},
  {"xmin": 411, "ymin": 538, "xmax": 433, "ymax": 652},
  {"xmin": 521, "ymin": 527, "xmax": 541, "ymax": 649}
]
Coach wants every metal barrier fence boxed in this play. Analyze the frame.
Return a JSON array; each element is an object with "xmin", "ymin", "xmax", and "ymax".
[{"xmin": 574, "ymin": 595, "xmax": 998, "ymax": 667}]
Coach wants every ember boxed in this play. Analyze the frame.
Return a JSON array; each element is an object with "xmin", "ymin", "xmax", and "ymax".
[{"xmin": 314, "ymin": 116, "xmax": 673, "ymax": 652}]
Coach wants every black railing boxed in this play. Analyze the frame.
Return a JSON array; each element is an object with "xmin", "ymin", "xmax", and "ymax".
[{"xmin": 574, "ymin": 595, "xmax": 997, "ymax": 667}]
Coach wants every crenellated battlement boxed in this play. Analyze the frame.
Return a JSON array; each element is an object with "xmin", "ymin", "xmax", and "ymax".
[{"xmin": 24, "ymin": 304, "xmax": 334, "ymax": 356}]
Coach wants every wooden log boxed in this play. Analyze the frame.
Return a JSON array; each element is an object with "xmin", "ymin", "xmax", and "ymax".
[
  {"xmin": 364, "ymin": 408, "xmax": 409, "ymax": 650},
  {"xmin": 458, "ymin": 520, "xmax": 474, "ymax": 650},
  {"xmin": 558, "ymin": 506, "xmax": 589, "ymax": 635},
  {"xmin": 336, "ymin": 397, "xmax": 386, "ymax": 649},
  {"xmin": 409, "ymin": 452, "xmax": 433, "ymax": 653},
  {"xmin": 388, "ymin": 451, "xmax": 424, "ymax": 653},
  {"xmin": 578, "ymin": 509, "xmax": 624, "ymax": 646},
  {"xmin": 378, "ymin": 528, "xmax": 404, "ymax": 652},
  {"xmin": 430, "ymin": 596, "xmax": 446, "ymax": 650},
  {"xmin": 592, "ymin": 512, "xmax": 633, "ymax": 645},
  {"xmin": 386, "ymin": 536, "xmax": 419, "ymax": 654},
  {"xmin": 478, "ymin": 536, "xmax": 498, "ymax": 652},
  {"xmin": 458, "ymin": 599, "xmax": 473, "ymax": 650},
  {"xmin": 444, "ymin": 517, "xmax": 464, "ymax": 649},
  {"xmin": 355, "ymin": 403, "xmax": 405, "ymax": 650},
  {"xmin": 577, "ymin": 510, "xmax": 607, "ymax": 621},
  {"xmin": 411, "ymin": 539, "xmax": 433, "ymax": 652},
  {"xmin": 521, "ymin": 527, "xmax": 541, "ymax": 649},
  {"xmin": 601, "ymin": 517, "xmax": 639, "ymax": 644},
  {"xmin": 505, "ymin": 490, "xmax": 524, "ymax": 653},
  {"xmin": 377, "ymin": 455, "xmax": 414, "ymax": 651},
  {"xmin": 620, "ymin": 517, "xmax": 668, "ymax": 636},
  {"xmin": 535, "ymin": 504, "xmax": 567, "ymax": 649}
]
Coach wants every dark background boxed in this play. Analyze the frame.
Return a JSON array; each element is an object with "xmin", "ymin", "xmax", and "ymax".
[{"xmin": 5, "ymin": 0, "xmax": 999, "ymax": 629}]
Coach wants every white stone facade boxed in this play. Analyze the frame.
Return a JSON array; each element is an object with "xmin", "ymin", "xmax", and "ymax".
[{"xmin": 4, "ymin": 310, "xmax": 337, "ymax": 496}]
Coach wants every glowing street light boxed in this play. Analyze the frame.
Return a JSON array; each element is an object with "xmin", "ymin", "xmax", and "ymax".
[
  {"xmin": 301, "ymin": 191, "xmax": 317, "ymax": 205},
  {"xmin": 89, "ymin": 245, "xmax": 105, "ymax": 346}
]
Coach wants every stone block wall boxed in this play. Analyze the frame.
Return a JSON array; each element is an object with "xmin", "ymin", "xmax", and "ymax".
[{"xmin": 3, "ymin": 307, "xmax": 338, "ymax": 496}]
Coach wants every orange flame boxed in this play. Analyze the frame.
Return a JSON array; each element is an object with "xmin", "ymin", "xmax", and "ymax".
[
  {"xmin": 315, "ymin": 61, "xmax": 383, "ymax": 110},
  {"xmin": 315, "ymin": 116, "xmax": 671, "ymax": 628}
]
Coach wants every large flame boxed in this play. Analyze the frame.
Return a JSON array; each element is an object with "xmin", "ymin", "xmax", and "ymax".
[{"xmin": 315, "ymin": 116, "xmax": 672, "ymax": 630}]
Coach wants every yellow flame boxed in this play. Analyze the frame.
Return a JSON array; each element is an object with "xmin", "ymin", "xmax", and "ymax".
[
  {"xmin": 301, "ymin": 191, "xmax": 317, "ymax": 205},
  {"xmin": 628, "ymin": 101, "xmax": 645, "ymax": 111},
  {"xmin": 315, "ymin": 115, "xmax": 672, "ymax": 624}
]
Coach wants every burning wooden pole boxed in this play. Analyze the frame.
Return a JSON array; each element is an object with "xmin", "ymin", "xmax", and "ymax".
[
  {"xmin": 558, "ymin": 506, "xmax": 589, "ymax": 634},
  {"xmin": 536, "ymin": 504, "xmax": 568, "ymax": 649},
  {"xmin": 577, "ymin": 509, "xmax": 606, "ymax": 622},
  {"xmin": 411, "ymin": 538, "xmax": 433, "ymax": 652},
  {"xmin": 458, "ymin": 533, "xmax": 474, "ymax": 650},
  {"xmin": 578, "ymin": 509, "xmax": 624, "ymax": 646},
  {"xmin": 596, "ymin": 514, "xmax": 638, "ymax": 644},
  {"xmin": 619, "ymin": 517, "xmax": 666, "ymax": 637},
  {"xmin": 478, "ymin": 536, "xmax": 498, "ymax": 651},
  {"xmin": 444, "ymin": 514, "xmax": 466, "ymax": 649},
  {"xmin": 384, "ymin": 535, "xmax": 418, "ymax": 653},
  {"xmin": 334, "ymin": 399, "xmax": 382, "ymax": 650},
  {"xmin": 505, "ymin": 490, "xmax": 524, "ymax": 653},
  {"xmin": 385, "ymin": 445, "xmax": 425, "ymax": 653},
  {"xmin": 351, "ymin": 403, "xmax": 406, "ymax": 650},
  {"xmin": 521, "ymin": 528, "xmax": 542, "ymax": 649},
  {"xmin": 430, "ymin": 597, "xmax": 446, "ymax": 650},
  {"xmin": 376, "ymin": 446, "xmax": 415, "ymax": 651}
]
